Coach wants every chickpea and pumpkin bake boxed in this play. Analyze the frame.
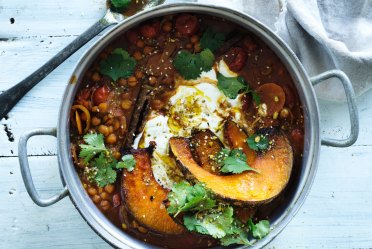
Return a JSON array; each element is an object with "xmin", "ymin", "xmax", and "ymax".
[{"xmin": 69, "ymin": 13, "xmax": 304, "ymax": 248}]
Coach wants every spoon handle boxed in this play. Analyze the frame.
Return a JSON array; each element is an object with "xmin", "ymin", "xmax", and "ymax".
[{"xmin": 0, "ymin": 18, "xmax": 113, "ymax": 121}]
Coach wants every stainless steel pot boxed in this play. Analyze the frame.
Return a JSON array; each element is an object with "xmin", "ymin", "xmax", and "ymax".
[{"xmin": 18, "ymin": 3, "xmax": 359, "ymax": 249}]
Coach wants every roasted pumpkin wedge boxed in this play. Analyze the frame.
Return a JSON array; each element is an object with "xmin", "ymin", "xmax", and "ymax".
[
  {"xmin": 224, "ymin": 120, "xmax": 256, "ymax": 165},
  {"xmin": 121, "ymin": 147, "xmax": 185, "ymax": 234},
  {"xmin": 169, "ymin": 135, "xmax": 293, "ymax": 205},
  {"xmin": 190, "ymin": 129, "xmax": 223, "ymax": 174}
]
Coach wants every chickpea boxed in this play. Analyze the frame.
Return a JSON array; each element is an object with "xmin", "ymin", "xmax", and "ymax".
[
  {"xmin": 112, "ymin": 151, "xmax": 121, "ymax": 160},
  {"xmin": 113, "ymin": 119, "xmax": 120, "ymax": 130},
  {"xmin": 91, "ymin": 71, "xmax": 101, "ymax": 82},
  {"xmin": 127, "ymin": 76, "xmax": 138, "ymax": 87},
  {"xmin": 190, "ymin": 35, "xmax": 199, "ymax": 44},
  {"xmin": 133, "ymin": 51, "xmax": 142, "ymax": 61},
  {"xmin": 91, "ymin": 116, "xmax": 101, "ymax": 126},
  {"xmin": 151, "ymin": 99, "xmax": 165, "ymax": 110},
  {"xmin": 98, "ymin": 102, "xmax": 108, "ymax": 113},
  {"xmin": 100, "ymin": 200, "xmax": 111, "ymax": 211},
  {"xmin": 92, "ymin": 194, "xmax": 102, "ymax": 204},
  {"xmin": 108, "ymin": 126, "xmax": 114, "ymax": 134},
  {"xmin": 105, "ymin": 118, "xmax": 113, "ymax": 126},
  {"xmin": 100, "ymin": 191, "xmax": 110, "ymax": 200},
  {"xmin": 87, "ymin": 187, "xmax": 97, "ymax": 196},
  {"xmin": 92, "ymin": 106, "xmax": 99, "ymax": 112},
  {"xmin": 118, "ymin": 78, "xmax": 127, "ymax": 86},
  {"xmin": 143, "ymin": 46, "xmax": 154, "ymax": 55},
  {"xmin": 106, "ymin": 133, "xmax": 117, "ymax": 144},
  {"xmin": 121, "ymin": 99, "xmax": 133, "ymax": 110},
  {"xmin": 149, "ymin": 76, "xmax": 157, "ymax": 85},
  {"xmin": 138, "ymin": 226, "xmax": 148, "ymax": 234},
  {"xmin": 98, "ymin": 187, "xmax": 103, "ymax": 194},
  {"xmin": 135, "ymin": 70, "xmax": 144, "ymax": 79},
  {"xmin": 162, "ymin": 21, "xmax": 172, "ymax": 32},
  {"xmin": 98, "ymin": 125, "xmax": 109, "ymax": 136},
  {"xmin": 104, "ymin": 184, "xmax": 115, "ymax": 194},
  {"xmin": 136, "ymin": 39, "xmax": 145, "ymax": 48}
]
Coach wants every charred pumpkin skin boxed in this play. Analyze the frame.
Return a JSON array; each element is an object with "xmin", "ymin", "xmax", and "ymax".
[
  {"xmin": 190, "ymin": 129, "xmax": 223, "ymax": 175},
  {"xmin": 121, "ymin": 148, "xmax": 185, "ymax": 234},
  {"xmin": 169, "ymin": 135, "xmax": 293, "ymax": 205},
  {"xmin": 224, "ymin": 120, "xmax": 256, "ymax": 166}
]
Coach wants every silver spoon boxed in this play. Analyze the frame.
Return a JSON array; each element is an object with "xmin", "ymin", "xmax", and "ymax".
[{"xmin": 0, "ymin": 0, "xmax": 164, "ymax": 121}]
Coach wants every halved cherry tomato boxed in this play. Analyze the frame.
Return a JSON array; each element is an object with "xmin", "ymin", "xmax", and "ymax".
[
  {"xmin": 224, "ymin": 47, "xmax": 247, "ymax": 72},
  {"xmin": 92, "ymin": 85, "xmax": 110, "ymax": 106},
  {"xmin": 126, "ymin": 30, "xmax": 139, "ymax": 44},
  {"xmin": 175, "ymin": 14, "xmax": 198, "ymax": 36},
  {"xmin": 140, "ymin": 21, "xmax": 160, "ymax": 38},
  {"xmin": 255, "ymin": 83, "xmax": 286, "ymax": 116}
]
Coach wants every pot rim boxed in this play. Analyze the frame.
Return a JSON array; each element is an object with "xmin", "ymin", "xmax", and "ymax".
[{"xmin": 57, "ymin": 3, "xmax": 320, "ymax": 248}]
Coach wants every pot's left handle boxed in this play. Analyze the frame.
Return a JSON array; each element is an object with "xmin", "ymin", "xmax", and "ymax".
[{"xmin": 18, "ymin": 128, "xmax": 69, "ymax": 207}]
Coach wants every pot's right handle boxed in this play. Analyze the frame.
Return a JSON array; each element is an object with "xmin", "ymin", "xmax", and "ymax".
[
  {"xmin": 310, "ymin": 69, "xmax": 359, "ymax": 147},
  {"xmin": 18, "ymin": 128, "xmax": 69, "ymax": 207}
]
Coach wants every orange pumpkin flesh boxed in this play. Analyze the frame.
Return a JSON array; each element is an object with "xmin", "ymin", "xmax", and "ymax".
[
  {"xmin": 121, "ymin": 148, "xmax": 185, "ymax": 234},
  {"xmin": 169, "ymin": 135, "xmax": 293, "ymax": 204}
]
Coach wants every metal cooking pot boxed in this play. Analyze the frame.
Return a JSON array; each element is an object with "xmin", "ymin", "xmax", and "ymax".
[{"xmin": 18, "ymin": 3, "xmax": 359, "ymax": 248}]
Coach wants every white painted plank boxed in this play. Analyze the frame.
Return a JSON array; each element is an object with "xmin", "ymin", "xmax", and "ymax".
[{"xmin": 0, "ymin": 0, "xmax": 106, "ymax": 37}]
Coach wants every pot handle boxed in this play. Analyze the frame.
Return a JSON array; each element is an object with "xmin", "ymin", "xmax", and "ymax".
[
  {"xmin": 310, "ymin": 70, "xmax": 359, "ymax": 147},
  {"xmin": 18, "ymin": 128, "xmax": 69, "ymax": 207}
]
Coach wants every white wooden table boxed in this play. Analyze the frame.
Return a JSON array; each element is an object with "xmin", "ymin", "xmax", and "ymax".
[{"xmin": 1, "ymin": 1, "xmax": 372, "ymax": 248}]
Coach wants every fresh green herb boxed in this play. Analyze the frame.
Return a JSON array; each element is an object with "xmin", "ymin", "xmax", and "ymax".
[
  {"xmin": 247, "ymin": 218, "xmax": 270, "ymax": 239},
  {"xmin": 79, "ymin": 133, "xmax": 107, "ymax": 163},
  {"xmin": 247, "ymin": 134, "xmax": 269, "ymax": 151},
  {"xmin": 173, "ymin": 49, "xmax": 215, "ymax": 80},
  {"xmin": 217, "ymin": 73, "xmax": 261, "ymax": 103},
  {"xmin": 167, "ymin": 182, "xmax": 270, "ymax": 246},
  {"xmin": 79, "ymin": 133, "xmax": 136, "ymax": 187},
  {"xmin": 99, "ymin": 48, "xmax": 136, "ymax": 81},
  {"xmin": 217, "ymin": 73, "xmax": 248, "ymax": 99},
  {"xmin": 216, "ymin": 148, "xmax": 259, "ymax": 174},
  {"xmin": 200, "ymin": 28, "xmax": 225, "ymax": 52},
  {"xmin": 167, "ymin": 181, "xmax": 216, "ymax": 217},
  {"xmin": 110, "ymin": 0, "xmax": 131, "ymax": 13},
  {"xmin": 92, "ymin": 153, "xmax": 118, "ymax": 187},
  {"xmin": 117, "ymin": 154, "xmax": 136, "ymax": 171}
]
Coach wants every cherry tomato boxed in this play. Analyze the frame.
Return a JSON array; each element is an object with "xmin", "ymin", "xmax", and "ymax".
[
  {"xmin": 126, "ymin": 30, "xmax": 139, "ymax": 44},
  {"xmin": 92, "ymin": 85, "xmax": 110, "ymax": 106},
  {"xmin": 224, "ymin": 47, "xmax": 247, "ymax": 72},
  {"xmin": 140, "ymin": 21, "xmax": 160, "ymax": 38},
  {"xmin": 290, "ymin": 128, "xmax": 304, "ymax": 155},
  {"xmin": 175, "ymin": 14, "xmax": 198, "ymax": 36}
]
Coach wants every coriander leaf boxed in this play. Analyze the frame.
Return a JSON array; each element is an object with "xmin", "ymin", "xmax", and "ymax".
[
  {"xmin": 167, "ymin": 181, "xmax": 215, "ymax": 216},
  {"xmin": 99, "ymin": 48, "xmax": 136, "ymax": 81},
  {"xmin": 110, "ymin": 0, "xmax": 131, "ymax": 13},
  {"xmin": 200, "ymin": 28, "xmax": 225, "ymax": 52},
  {"xmin": 173, "ymin": 49, "xmax": 215, "ymax": 80},
  {"xmin": 217, "ymin": 73, "xmax": 248, "ymax": 99},
  {"xmin": 117, "ymin": 154, "xmax": 136, "ymax": 171},
  {"xmin": 247, "ymin": 219, "xmax": 270, "ymax": 239},
  {"xmin": 247, "ymin": 134, "xmax": 269, "ymax": 151},
  {"xmin": 183, "ymin": 206, "xmax": 234, "ymax": 239},
  {"xmin": 91, "ymin": 153, "xmax": 118, "ymax": 187},
  {"xmin": 79, "ymin": 133, "xmax": 107, "ymax": 163},
  {"xmin": 216, "ymin": 148, "xmax": 259, "ymax": 174},
  {"xmin": 220, "ymin": 223, "xmax": 250, "ymax": 246},
  {"xmin": 95, "ymin": 166, "xmax": 117, "ymax": 187},
  {"xmin": 199, "ymin": 48, "xmax": 215, "ymax": 71}
]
